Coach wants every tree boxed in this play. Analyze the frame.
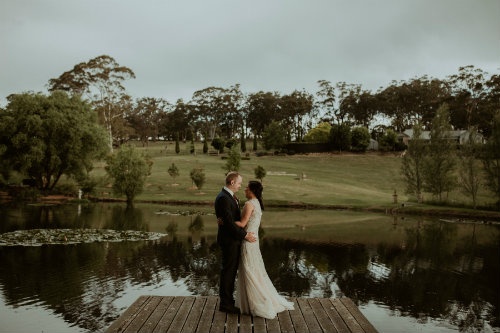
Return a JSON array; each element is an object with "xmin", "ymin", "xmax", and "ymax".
[
  {"xmin": 0, "ymin": 91, "xmax": 108, "ymax": 190},
  {"xmin": 105, "ymin": 144, "xmax": 152, "ymax": 204},
  {"xmin": 175, "ymin": 133, "xmax": 180, "ymax": 154},
  {"xmin": 253, "ymin": 135, "xmax": 258, "ymax": 151},
  {"xmin": 224, "ymin": 146, "xmax": 241, "ymax": 173},
  {"xmin": 240, "ymin": 129, "xmax": 247, "ymax": 152},
  {"xmin": 190, "ymin": 168, "xmax": 205, "ymax": 191},
  {"xmin": 401, "ymin": 123, "xmax": 427, "ymax": 202},
  {"xmin": 329, "ymin": 124, "xmax": 351, "ymax": 152},
  {"xmin": 254, "ymin": 165, "xmax": 266, "ymax": 184},
  {"xmin": 304, "ymin": 122, "xmax": 332, "ymax": 143},
  {"xmin": 246, "ymin": 91, "xmax": 281, "ymax": 136},
  {"xmin": 262, "ymin": 121, "xmax": 287, "ymax": 151},
  {"xmin": 203, "ymin": 140, "xmax": 208, "ymax": 154},
  {"xmin": 316, "ymin": 80, "xmax": 335, "ymax": 120},
  {"xmin": 48, "ymin": 55, "xmax": 135, "ymax": 151},
  {"xmin": 279, "ymin": 90, "xmax": 315, "ymax": 141},
  {"xmin": 480, "ymin": 114, "xmax": 500, "ymax": 206},
  {"xmin": 190, "ymin": 133, "xmax": 195, "ymax": 154},
  {"xmin": 350, "ymin": 127, "xmax": 371, "ymax": 152},
  {"xmin": 379, "ymin": 129, "xmax": 397, "ymax": 152},
  {"xmin": 458, "ymin": 129, "xmax": 481, "ymax": 209},
  {"xmin": 127, "ymin": 97, "xmax": 169, "ymax": 146},
  {"xmin": 448, "ymin": 65, "xmax": 486, "ymax": 130},
  {"xmin": 211, "ymin": 137, "xmax": 226, "ymax": 154},
  {"xmin": 422, "ymin": 104, "xmax": 456, "ymax": 201},
  {"xmin": 168, "ymin": 163, "xmax": 179, "ymax": 184}
]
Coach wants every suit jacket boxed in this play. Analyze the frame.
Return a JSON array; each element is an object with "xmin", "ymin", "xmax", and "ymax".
[{"xmin": 215, "ymin": 188, "xmax": 247, "ymax": 245}]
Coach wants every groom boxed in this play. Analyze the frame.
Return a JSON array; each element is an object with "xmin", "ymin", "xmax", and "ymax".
[{"xmin": 215, "ymin": 171, "xmax": 256, "ymax": 313}]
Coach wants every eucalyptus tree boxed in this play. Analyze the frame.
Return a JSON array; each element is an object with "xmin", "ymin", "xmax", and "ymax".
[
  {"xmin": 0, "ymin": 91, "xmax": 108, "ymax": 190},
  {"xmin": 191, "ymin": 87, "xmax": 227, "ymax": 140},
  {"xmin": 48, "ymin": 55, "xmax": 135, "ymax": 151},
  {"xmin": 279, "ymin": 90, "xmax": 315, "ymax": 142},
  {"xmin": 246, "ymin": 91, "xmax": 281, "ymax": 137},
  {"xmin": 316, "ymin": 80, "xmax": 335, "ymax": 121},
  {"xmin": 447, "ymin": 65, "xmax": 487, "ymax": 130},
  {"xmin": 128, "ymin": 97, "xmax": 170, "ymax": 146}
]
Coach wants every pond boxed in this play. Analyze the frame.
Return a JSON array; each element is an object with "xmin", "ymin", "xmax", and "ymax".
[{"xmin": 0, "ymin": 202, "xmax": 498, "ymax": 333}]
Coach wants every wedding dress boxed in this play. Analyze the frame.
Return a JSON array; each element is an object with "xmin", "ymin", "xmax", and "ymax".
[{"xmin": 236, "ymin": 198, "xmax": 294, "ymax": 319}]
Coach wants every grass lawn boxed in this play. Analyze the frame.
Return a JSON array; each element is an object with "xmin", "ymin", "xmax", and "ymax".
[{"xmin": 87, "ymin": 141, "xmax": 497, "ymax": 212}]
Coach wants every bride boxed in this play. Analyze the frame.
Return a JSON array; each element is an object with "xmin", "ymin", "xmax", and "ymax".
[{"xmin": 234, "ymin": 181, "xmax": 294, "ymax": 319}]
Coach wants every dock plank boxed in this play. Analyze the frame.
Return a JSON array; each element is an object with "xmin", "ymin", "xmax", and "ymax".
[
  {"xmin": 167, "ymin": 296, "xmax": 195, "ymax": 333},
  {"xmin": 139, "ymin": 296, "xmax": 173, "ymax": 333},
  {"xmin": 153, "ymin": 296, "xmax": 184, "ymax": 333},
  {"xmin": 106, "ymin": 296, "xmax": 150, "ymax": 333},
  {"xmin": 240, "ymin": 314, "xmax": 253, "ymax": 333},
  {"xmin": 340, "ymin": 298, "xmax": 378, "ymax": 333},
  {"xmin": 278, "ymin": 310, "xmax": 295, "ymax": 333},
  {"xmin": 288, "ymin": 297, "xmax": 309, "ymax": 333},
  {"xmin": 307, "ymin": 298, "xmax": 337, "ymax": 333},
  {"xmin": 297, "ymin": 298, "xmax": 322, "ymax": 333},
  {"xmin": 330, "ymin": 298, "xmax": 363, "ymax": 333},
  {"xmin": 195, "ymin": 296, "xmax": 218, "ymax": 333},
  {"xmin": 106, "ymin": 296, "xmax": 378, "ymax": 333},
  {"xmin": 124, "ymin": 296, "xmax": 162, "ymax": 333},
  {"xmin": 253, "ymin": 315, "xmax": 267, "ymax": 333},
  {"xmin": 265, "ymin": 316, "xmax": 280, "ymax": 333},
  {"xmin": 226, "ymin": 312, "xmax": 239, "ymax": 333},
  {"xmin": 181, "ymin": 297, "xmax": 206, "ymax": 333},
  {"xmin": 318, "ymin": 298, "xmax": 349, "ymax": 333},
  {"xmin": 209, "ymin": 300, "xmax": 226, "ymax": 333}
]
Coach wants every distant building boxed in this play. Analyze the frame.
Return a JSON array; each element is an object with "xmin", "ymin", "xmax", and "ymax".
[
  {"xmin": 398, "ymin": 129, "xmax": 484, "ymax": 145},
  {"xmin": 368, "ymin": 138, "xmax": 379, "ymax": 151}
]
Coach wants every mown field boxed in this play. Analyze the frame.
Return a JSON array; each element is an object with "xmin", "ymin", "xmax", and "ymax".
[{"xmin": 87, "ymin": 141, "xmax": 495, "ymax": 210}]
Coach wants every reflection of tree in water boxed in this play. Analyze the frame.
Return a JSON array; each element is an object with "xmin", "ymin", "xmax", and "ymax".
[
  {"xmin": 340, "ymin": 221, "xmax": 500, "ymax": 332},
  {"xmin": 0, "ymin": 204, "xmax": 97, "ymax": 233},
  {"xmin": 0, "ymin": 219, "xmax": 498, "ymax": 333},
  {"xmin": 105, "ymin": 205, "xmax": 148, "ymax": 231},
  {"xmin": 188, "ymin": 215, "xmax": 204, "ymax": 232}
]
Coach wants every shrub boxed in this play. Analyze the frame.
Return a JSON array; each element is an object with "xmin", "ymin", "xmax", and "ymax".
[
  {"xmin": 330, "ymin": 124, "xmax": 351, "ymax": 152},
  {"xmin": 254, "ymin": 165, "xmax": 266, "ymax": 183},
  {"xmin": 211, "ymin": 137, "xmax": 225, "ymax": 153},
  {"xmin": 225, "ymin": 138, "xmax": 237, "ymax": 149},
  {"xmin": 223, "ymin": 146, "xmax": 241, "ymax": 172},
  {"xmin": 304, "ymin": 122, "xmax": 332, "ymax": 143},
  {"xmin": 379, "ymin": 129, "xmax": 397, "ymax": 152},
  {"xmin": 190, "ymin": 168, "xmax": 205, "ymax": 191},
  {"xmin": 351, "ymin": 127, "xmax": 370, "ymax": 152},
  {"xmin": 263, "ymin": 121, "xmax": 287, "ymax": 150},
  {"xmin": 203, "ymin": 140, "xmax": 208, "ymax": 154}
]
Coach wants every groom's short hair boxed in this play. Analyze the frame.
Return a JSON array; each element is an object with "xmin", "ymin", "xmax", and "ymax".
[{"xmin": 225, "ymin": 171, "xmax": 241, "ymax": 185}]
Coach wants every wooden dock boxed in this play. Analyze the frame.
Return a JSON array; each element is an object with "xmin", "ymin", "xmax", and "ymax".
[{"xmin": 106, "ymin": 296, "xmax": 378, "ymax": 333}]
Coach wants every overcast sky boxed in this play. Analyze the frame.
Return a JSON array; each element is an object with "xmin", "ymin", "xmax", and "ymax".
[{"xmin": 1, "ymin": 0, "xmax": 499, "ymax": 106}]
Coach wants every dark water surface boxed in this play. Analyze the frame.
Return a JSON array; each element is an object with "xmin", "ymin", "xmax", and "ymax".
[{"xmin": 0, "ymin": 203, "xmax": 498, "ymax": 333}]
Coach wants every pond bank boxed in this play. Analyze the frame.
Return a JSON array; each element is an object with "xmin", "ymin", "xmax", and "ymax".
[
  {"xmin": 87, "ymin": 195, "xmax": 500, "ymax": 222},
  {"xmin": 2, "ymin": 192, "xmax": 497, "ymax": 222}
]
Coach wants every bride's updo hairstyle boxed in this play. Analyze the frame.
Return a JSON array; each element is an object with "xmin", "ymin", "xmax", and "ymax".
[{"xmin": 248, "ymin": 181, "xmax": 264, "ymax": 210}]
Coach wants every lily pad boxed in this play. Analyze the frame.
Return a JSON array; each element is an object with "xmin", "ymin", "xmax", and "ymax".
[{"xmin": 0, "ymin": 228, "xmax": 167, "ymax": 246}]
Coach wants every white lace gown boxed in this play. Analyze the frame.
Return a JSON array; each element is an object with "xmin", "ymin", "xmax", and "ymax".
[{"xmin": 236, "ymin": 198, "xmax": 294, "ymax": 319}]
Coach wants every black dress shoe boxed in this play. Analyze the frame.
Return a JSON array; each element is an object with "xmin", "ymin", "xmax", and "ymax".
[{"xmin": 219, "ymin": 304, "xmax": 241, "ymax": 314}]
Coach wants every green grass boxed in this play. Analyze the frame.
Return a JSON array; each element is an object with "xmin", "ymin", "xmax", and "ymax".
[{"xmin": 85, "ymin": 141, "xmax": 496, "ymax": 212}]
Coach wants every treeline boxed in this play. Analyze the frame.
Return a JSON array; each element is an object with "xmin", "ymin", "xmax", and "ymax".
[{"xmin": 34, "ymin": 55, "xmax": 500, "ymax": 148}]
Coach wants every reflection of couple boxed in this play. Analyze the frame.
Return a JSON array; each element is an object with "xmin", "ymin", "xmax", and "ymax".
[{"xmin": 215, "ymin": 172, "xmax": 294, "ymax": 318}]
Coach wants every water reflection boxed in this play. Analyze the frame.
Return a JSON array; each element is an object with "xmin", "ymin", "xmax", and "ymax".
[{"xmin": 0, "ymin": 204, "xmax": 498, "ymax": 333}]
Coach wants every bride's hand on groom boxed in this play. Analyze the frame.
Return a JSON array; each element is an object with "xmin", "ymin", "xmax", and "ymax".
[{"xmin": 245, "ymin": 232, "xmax": 257, "ymax": 243}]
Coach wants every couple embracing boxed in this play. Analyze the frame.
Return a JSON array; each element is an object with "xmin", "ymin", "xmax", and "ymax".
[{"xmin": 215, "ymin": 172, "xmax": 294, "ymax": 319}]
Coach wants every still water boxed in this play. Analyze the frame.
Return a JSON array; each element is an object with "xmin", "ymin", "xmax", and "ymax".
[{"xmin": 0, "ymin": 202, "xmax": 498, "ymax": 333}]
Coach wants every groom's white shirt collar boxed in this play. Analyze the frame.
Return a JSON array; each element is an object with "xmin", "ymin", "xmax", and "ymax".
[{"xmin": 223, "ymin": 186, "xmax": 234, "ymax": 197}]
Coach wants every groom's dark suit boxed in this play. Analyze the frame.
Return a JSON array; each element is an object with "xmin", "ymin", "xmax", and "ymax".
[{"xmin": 215, "ymin": 188, "xmax": 247, "ymax": 308}]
